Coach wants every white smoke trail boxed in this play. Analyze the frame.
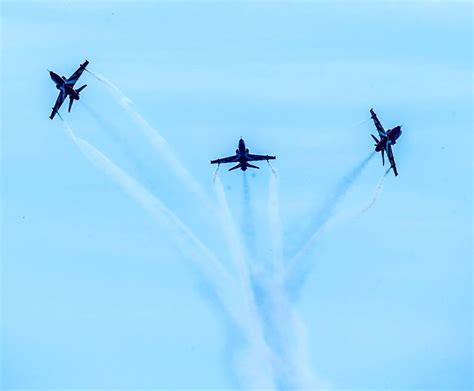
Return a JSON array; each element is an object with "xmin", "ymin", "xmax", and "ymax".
[
  {"xmin": 213, "ymin": 174, "xmax": 276, "ymax": 390},
  {"xmin": 266, "ymin": 282, "xmax": 327, "ymax": 390},
  {"xmin": 353, "ymin": 167, "xmax": 391, "ymax": 216},
  {"xmin": 285, "ymin": 153, "xmax": 375, "ymax": 292},
  {"xmin": 263, "ymin": 167, "xmax": 326, "ymax": 390},
  {"xmin": 241, "ymin": 173, "xmax": 258, "ymax": 263},
  {"xmin": 58, "ymin": 117, "xmax": 241, "ymax": 324},
  {"xmin": 267, "ymin": 167, "xmax": 284, "ymax": 278},
  {"xmin": 212, "ymin": 164, "xmax": 220, "ymax": 183},
  {"xmin": 85, "ymin": 69, "xmax": 212, "ymax": 211},
  {"xmin": 285, "ymin": 163, "xmax": 390, "ymax": 296},
  {"xmin": 321, "ymin": 167, "xmax": 391, "ymax": 227}
]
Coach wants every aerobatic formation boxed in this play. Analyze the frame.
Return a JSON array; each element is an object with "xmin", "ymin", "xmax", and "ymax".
[
  {"xmin": 49, "ymin": 59, "xmax": 406, "ymax": 389},
  {"xmin": 50, "ymin": 59, "xmax": 404, "ymax": 176}
]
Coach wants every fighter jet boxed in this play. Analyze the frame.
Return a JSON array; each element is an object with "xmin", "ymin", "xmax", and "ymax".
[
  {"xmin": 211, "ymin": 138, "xmax": 276, "ymax": 171},
  {"xmin": 370, "ymin": 108, "xmax": 402, "ymax": 176},
  {"xmin": 49, "ymin": 60, "xmax": 89, "ymax": 119}
]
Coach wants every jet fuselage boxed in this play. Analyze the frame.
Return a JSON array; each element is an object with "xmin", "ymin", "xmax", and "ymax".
[
  {"xmin": 235, "ymin": 138, "xmax": 251, "ymax": 170},
  {"xmin": 49, "ymin": 71, "xmax": 80, "ymax": 100},
  {"xmin": 374, "ymin": 126, "xmax": 402, "ymax": 152}
]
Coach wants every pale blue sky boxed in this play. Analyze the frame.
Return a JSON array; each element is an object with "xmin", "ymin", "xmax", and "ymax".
[{"xmin": 1, "ymin": 1, "xmax": 472, "ymax": 390}]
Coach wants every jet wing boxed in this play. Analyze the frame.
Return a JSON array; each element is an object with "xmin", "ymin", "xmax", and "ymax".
[
  {"xmin": 210, "ymin": 155, "xmax": 239, "ymax": 164},
  {"xmin": 50, "ymin": 88, "xmax": 67, "ymax": 119},
  {"xmin": 370, "ymin": 108, "xmax": 386, "ymax": 137},
  {"xmin": 65, "ymin": 60, "xmax": 89, "ymax": 87},
  {"xmin": 386, "ymin": 144, "xmax": 398, "ymax": 176},
  {"xmin": 247, "ymin": 153, "xmax": 276, "ymax": 161}
]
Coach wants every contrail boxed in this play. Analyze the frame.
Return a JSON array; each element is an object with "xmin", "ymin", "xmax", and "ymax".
[
  {"xmin": 213, "ymin": 173, "xmax": 276, "ymax": 390},
  {"xmin": 285, "ymin": 152, "xmax": 375, "ymax": 294},
  {"xmin": 85, "ymin": 69, "xmax": 212, "ymax": 211},
  {"xmin": 57, "ymin": 116, "xmax": 241, "ymax": 324}
]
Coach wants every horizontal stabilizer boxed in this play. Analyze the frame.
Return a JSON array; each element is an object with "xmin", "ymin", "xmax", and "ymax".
[
  {"xmin": 371, "ymin": 134, "xmax": 379, "ymax": 144},
  {"xmin": 76, "ymin": 84, "xmax": 87, "ymax": 93},
  {"xmin": 229, "ymin": 163, "xmax": 241, "ymax": 171},
  {"xmin": 247, "ymin": 163, "xmax": 260, "ymax": 169}
]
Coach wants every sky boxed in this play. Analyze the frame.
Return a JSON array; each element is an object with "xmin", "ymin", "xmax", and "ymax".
[{"xmin": 1, "ymin": 1, "xmax": 472, "ymax": 390}]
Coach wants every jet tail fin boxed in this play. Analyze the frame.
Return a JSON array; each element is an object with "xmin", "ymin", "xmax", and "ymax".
[
  {"xmin": 381, "ymin": 149, "xmax": 385, "ymax": 166},
  {"xmin": 76, "ymin": 84, "xmax": 87, "ymax": 93},
  {"xmin": 392, "ymin": 165, "xmax": 398, "ymax": 176},
  {"xmin": 229, "ymin": 163, "xmax": 241, "ymax": 171},
  {"xmin": 68, "ymin": 96, "xmax": 74, "ymax": 112},
  {"xmin": 247, "ymin": 163, "xmax": 260, "ymax": 170}
]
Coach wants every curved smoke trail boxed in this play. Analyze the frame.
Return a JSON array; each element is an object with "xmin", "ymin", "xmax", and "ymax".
[
  {"xmin": 57, "ymin": 116, "xmax": 241, "ymax": 326},
  {"xmin": 78, "ymin": 100, "xmax": 150, "ymax": 182},
  {"xmin": 323, "ymin": 167, "xmax": 391, "ymax": 227},
  {"xmin": 285, "ymin": 152, "xmax": 375, "ymax": 295},
  {"xmin": 353, "ymin": 167, "xmax": 391, "ymax": 216},
  {"xmin": 85, "ymin": 69, "xmax": 212, "ymax": 212}
]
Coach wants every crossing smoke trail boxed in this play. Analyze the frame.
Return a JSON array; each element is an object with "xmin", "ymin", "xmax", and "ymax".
[
  {"xmin": 260, "ymin": 280, "xmax": 326, "ymax": 390},
  {"xmin": 285, "ymin": 152, "xmax": 375, "ymax": 295},
  {"xmin": 84, "ymin": 69, "xmax": 212, "ymax": 211},
  {"xmin": 85, "ymin": 68, "xmax": 277, "ymax": 388},
  {"xmin": 57, "ymin": 116, "xmax": 242, "ymax": 325},
  {"xmin": 260, "ymin": 167, "xmax": 327, "ymax": 390},
  {"xmin": 213, "ymin": 174, "xmax": 276, "ymax": 389}
]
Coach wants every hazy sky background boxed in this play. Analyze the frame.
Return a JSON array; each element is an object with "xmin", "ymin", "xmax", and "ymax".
[{"xmin": 1, "ymin": 1, "xmax": 472, "ymax": 390}]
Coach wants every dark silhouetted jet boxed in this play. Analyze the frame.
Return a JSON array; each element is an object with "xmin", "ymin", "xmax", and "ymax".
[
  {"xmin": 370, "ymin": 108, "xmax": 402, "ymax": 176},
  {"xmin": 211, "ymin": 138, "xmax": 276, "ymax": 171},
  {"xmin": 49, "ymin": 60, "xmax": 89, "ymax": 119}
]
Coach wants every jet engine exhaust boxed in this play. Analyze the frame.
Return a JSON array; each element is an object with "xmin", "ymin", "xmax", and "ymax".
[{"xmin": 213, "ymin": 164, "xmax": 220, "ymax": 183}]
